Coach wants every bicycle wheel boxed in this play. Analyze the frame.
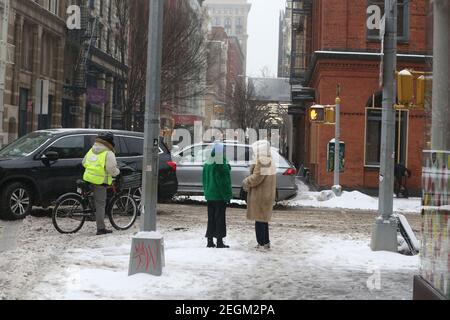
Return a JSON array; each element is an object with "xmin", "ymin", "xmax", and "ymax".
[
  {"xmin": 132, "ymin": 187, "xmax": 143, "ymax": 214},
  {"xmin": 52, "ymin": 194, "xmax": 87, "ymax": 234},
  {"xmin": 108, "ymin": 191, "xmax": 138, "ymax": 230}
]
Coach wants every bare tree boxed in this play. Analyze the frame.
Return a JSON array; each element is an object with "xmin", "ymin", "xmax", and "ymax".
[
  {"xmin": 124, "ymin": 0, "xmax": 148, "ymax": 130},
  {"xmin": 161, "ymin": 1, "xmax": 209, "ymax": 106},
  {"xmin": 123, "ymin": 0, "xmax": 209, "ymax": 130},
  {"xmin": 114, "ymin": 0, "xmax": 131, "ymax": 129},
  {"xmin": 227, "ymin": 78, "xmax": 269, "ymax": 130}
]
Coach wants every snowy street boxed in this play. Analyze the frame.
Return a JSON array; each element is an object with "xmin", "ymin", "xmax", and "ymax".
[{"xmin": 0, "ymin": 199, "xmax": 421, "ymax": 300}]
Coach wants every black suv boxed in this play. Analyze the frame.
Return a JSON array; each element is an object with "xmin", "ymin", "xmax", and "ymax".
[{"xmin": 0, "ymin": 129, "xmax": 178, "ymax": 220}]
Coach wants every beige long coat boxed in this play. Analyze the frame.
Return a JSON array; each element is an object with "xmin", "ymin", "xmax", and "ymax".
[{"xmin": 243, "ymin": 155, "xmax": 277, "ymax": 223}]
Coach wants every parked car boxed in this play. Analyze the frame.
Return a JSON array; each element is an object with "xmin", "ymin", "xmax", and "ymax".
[
  {"xmin": 172, "ymin": 142, "xmax": 298, "ymax": 201},
  {"xmin": 0, "ymin": 129, "xmax": 178, "ymax": 220}
]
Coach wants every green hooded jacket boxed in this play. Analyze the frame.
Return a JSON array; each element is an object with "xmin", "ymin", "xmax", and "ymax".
[{"xmin": 202, "ymin": 149, "xmax": 233, "ymax": 202}]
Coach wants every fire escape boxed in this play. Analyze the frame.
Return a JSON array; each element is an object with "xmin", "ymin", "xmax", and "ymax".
[
  {"xmin": 290, "ymin": 0, "xmax": 312, "ymax": 85},
  {"xmin": 288, "ymin": 0, "xmax": 314, "ymax": 171},
  {"xmin": 66, "ymin": 2, "xmax": 99, "ymax": 96},
  {"xmin": 290, "ymin": 0, "xmax": 314, "ymax": 104}
]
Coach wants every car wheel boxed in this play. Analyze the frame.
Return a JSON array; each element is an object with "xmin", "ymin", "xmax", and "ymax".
[{"xmin": 1, "ymin": 182, "xmax": 33, "ymax": 220}]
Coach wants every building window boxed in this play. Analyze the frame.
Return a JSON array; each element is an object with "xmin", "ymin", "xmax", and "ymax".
[
  {"xmin": 22, "ymin": 24, "xmax": 34, "ymax": 72},
  {"xmin": 41, "ymin": 34, "xmax": 55, "ymax": 77},
  {"xmin": 365, "ymin": 108, "xmax": 409, "ymax": 167},
  {"xmin": 98, "ymin": 24, "xmax": 104, "ymax": 51},
  {"xmin": 49, "ymin": 0, "xmax": 58, "ymax": 15},
  {"xmin": 106, "ymin": 30, "xmax": 111, "ymax": 54},
  {"xmin": 225, "ymin": 17, "xmax": 232, "ymax": 34},
  {"xmin": 236, "ymin": 17, "xmax": 243, "ymax": 34},
  {"xmin": 18, "ymin": 88, "xmax": 29, "ymax": 138},
  {"xmin": 366, "ymin": 0, "xmax": 409, "ymax": 41},
  {"xmin": 108, "ymin": 0, "xmax": 112, "ymax": 23}
]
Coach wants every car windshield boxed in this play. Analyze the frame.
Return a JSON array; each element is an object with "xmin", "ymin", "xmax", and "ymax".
[{"xmin": 0, "ymin": 132, "xmax": 54, "ymax": 158}]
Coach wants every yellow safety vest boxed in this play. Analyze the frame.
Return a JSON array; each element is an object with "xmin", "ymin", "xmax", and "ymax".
[{"xmin": 83, "ymin": 149, "xmax": 113, "ymax": 186}]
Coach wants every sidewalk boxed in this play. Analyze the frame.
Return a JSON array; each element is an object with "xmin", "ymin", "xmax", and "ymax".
[
  {"xmin": 0, "ymin": 204, "xmax": 421, "ymax": 300},
  {"xmin": 0, "ymin": 221, "xmax": 21, "ymax": 253}
]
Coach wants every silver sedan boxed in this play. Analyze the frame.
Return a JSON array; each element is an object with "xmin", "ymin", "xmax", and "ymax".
[{"xmin": 172, "ymin": 142, "xmax": 298, "ymax": 201}]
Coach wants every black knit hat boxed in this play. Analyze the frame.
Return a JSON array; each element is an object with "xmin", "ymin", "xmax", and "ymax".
[{"xmin": 97, "ymin": 131, "xmax": 115, "ymax": 149}]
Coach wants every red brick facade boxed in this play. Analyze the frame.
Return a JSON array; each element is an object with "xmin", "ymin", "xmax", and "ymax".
[{"xmin": 295, "ymin": 0, "xmax": 428, "ymax": 194}]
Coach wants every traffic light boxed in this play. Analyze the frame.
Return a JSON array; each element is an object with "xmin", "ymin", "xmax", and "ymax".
[
  {"xmin": 397, "ymin": 69, "xmax": 414, "ymax": 106},
  {"xmin": 324, "ymin": 106, "xmax": 335, "ymax": 124},
  {"xmin": 416, "ymin": 75, "xmax": 432, "ymax": 107},
  {"xmin": 309, "ymin": 105, "xmax": 325, "ymax": 123},
  {"xmin": 416, "ymin": 75, "xmax": 426, "ymax": 107},
  {"xmin": 309, "ymin": 104, "xmax": 336, "ymax": 124}
]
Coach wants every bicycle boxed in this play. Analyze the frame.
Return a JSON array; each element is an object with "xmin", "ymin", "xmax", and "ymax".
[{"xmin": 52, "ymin": 172, "xmax": 141, "ymax": 234}]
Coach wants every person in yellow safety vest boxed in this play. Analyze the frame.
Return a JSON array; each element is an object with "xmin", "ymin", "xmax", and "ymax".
[{"xmin": 82, "ymin": 132, "xmax": 120, "ymax": 236}]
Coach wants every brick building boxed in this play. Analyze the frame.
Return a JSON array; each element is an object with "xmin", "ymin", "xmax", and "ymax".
[
  {"xmin": 2, "ymin": 0, "xmax": 66, "ymax": 146},
  {"xmin": 0, "ymin": 0, "xmax": 13, "ymax": 147},
  {"xmin": 0, "ymin": 0, "xmax": 129, "ymax": 147},
  {"xmin": 225, "ymin": 35, "xmax": 245, "ymax": 127},
  {"xmin": 204, "ymin": 0, "xmax": 251, "ymax": 70},
  {"xmin": 63, "ymin": 0, "xmax": 128, "ymax": 130},
  {"xmin": 289, "ymin": 0, "xmax": 428, "ymax": 194},
  {"xmin": 205, "ymin": 27, "xmax": 229, "ymax": 129},
  {"xmin": 204, "ymin": 26, "xmax": 245, "ymax": 130}
]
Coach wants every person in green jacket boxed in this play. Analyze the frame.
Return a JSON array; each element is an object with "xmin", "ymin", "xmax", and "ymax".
[{"xmin": 203, "ymin": 142, "xmax": 233, "ymax": 248}]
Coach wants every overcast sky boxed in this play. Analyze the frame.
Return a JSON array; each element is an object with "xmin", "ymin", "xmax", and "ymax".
[{"xmin": 246, "ymin": 0, "xmax": 286, "ymax": 78}]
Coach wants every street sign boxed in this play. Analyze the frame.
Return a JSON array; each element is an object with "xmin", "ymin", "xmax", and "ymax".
[{"xmin": 327, "ymin": 140, "xmax": 345, "ymax": 173}]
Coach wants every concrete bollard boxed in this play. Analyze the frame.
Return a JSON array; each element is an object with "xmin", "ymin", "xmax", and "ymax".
[{"xmin": 128, "ymin": 231, "xmax": 165, "ymax": 276}]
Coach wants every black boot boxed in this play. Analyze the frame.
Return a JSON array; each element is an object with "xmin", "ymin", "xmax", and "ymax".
[
  {"xmin": 207, "ymin": 238, "xmax": 216, "ymax": 248},
  {"xmin": 216, "ymin": 238, "xmax": 230, "ymax": 249},
  {"xmin": 96, "ymin": 229, "xmax": 113, "ymax": 236}
]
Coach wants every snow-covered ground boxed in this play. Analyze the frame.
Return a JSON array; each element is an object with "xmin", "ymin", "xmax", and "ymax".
[
  {"xmin": 26, "ymin": 229, "xmax": 418, "ymax": 300},
  {"xmin": 0, "ymin": 203, "xmax": 418, "ymax": 300},
  {"xmin": 175, "ymin": 179, "xmax": 422, "ymax": 214}
]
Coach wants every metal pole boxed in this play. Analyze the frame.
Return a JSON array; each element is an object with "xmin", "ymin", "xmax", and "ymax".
[
  {"xmin": 288, "ymin": 114, "xmax": 293, "ymax": 163},
  {"xmin": 431, "ymin": 0, "xmax": 450, "ymax": 150},
  {"xmin": 333, "ymin": 96, "xmax": 342, "ymax": 196},
  {"xmin": 371, "ymin": 0, "xmax": 398, "ymax": 252},
  {"xmin": 141, "ymin": 0, "xmax": 164, "ymax": 232}
]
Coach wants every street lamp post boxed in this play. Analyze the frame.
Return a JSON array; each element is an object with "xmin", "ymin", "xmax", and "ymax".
[
  {"xmin": 128, "ymin": 0, "xmax": 165, "ymax": 277},
  {"xmin": 332, "ymin": 95, "xmax": 342, "ymax": 196}
]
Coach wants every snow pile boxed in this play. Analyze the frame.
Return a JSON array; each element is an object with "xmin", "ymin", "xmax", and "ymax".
[
  {"xmin": 278, "ymin": 180, "xmax": 422, "ymax": 214},
  {"xmin": 280, "ymin": 190, "xmax": 379, "ymax": 210}
]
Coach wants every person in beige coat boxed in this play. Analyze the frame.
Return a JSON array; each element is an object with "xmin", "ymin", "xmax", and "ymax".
[{"xmin": 242, "ymin": 140, "xmax": 277, "ymax": 249}]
